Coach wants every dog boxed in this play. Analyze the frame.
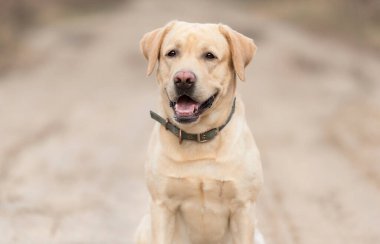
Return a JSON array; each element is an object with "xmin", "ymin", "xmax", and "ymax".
[{"xmin": 135, "ymin": 21, "xmax": 264, "ymax": 244}]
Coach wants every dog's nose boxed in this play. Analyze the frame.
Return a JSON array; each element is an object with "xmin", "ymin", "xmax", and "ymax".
[{"xmin": 174, "ymin": 70, "xmax": 196, "ymax": 90}]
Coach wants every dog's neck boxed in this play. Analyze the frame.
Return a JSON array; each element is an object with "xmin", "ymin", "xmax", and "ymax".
[
  {"xmin": 160, "ymin": 93, "xmax": 237, "ymax": 135},
  {"xmin": 151, "ymin": 97, "xmax": 236, "ymax": 144}
]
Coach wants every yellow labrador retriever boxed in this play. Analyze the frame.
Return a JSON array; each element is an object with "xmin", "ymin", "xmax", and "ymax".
[{"xmin": 136, "ymin": 21, "xmax": 264, "ymax": 244}]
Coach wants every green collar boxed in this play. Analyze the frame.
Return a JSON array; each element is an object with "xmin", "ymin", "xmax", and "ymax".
[{"xmin": 150, "ymin": 98, "xmax": 236, "ymax": 144}]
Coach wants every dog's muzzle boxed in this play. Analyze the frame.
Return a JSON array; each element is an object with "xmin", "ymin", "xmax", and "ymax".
[{"xmin": 170, "ymin": 93, "xmax": 218, "ymax": 124}]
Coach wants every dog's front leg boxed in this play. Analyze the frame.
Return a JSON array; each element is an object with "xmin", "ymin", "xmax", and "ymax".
[
  {"xmin": 150, "ymin": 201, "xmax": 176, "ymax": 244},
  {"xmin": 230, "ymin": 202, "xmax": 255, "ymax": 244}
]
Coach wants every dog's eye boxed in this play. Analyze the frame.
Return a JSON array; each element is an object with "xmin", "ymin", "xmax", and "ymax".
[
  {"xmin": 204, "ymin": 52, "xmax": 217, "ymax": 60},
  {"xmin": 166, "ymin": 50, "xmax": 177, "ymax": 57}
]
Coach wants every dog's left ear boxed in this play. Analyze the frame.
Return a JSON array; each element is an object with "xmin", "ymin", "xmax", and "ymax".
[
  {"xmin": 140, "ymin": 21, "xmax": 176, "ymax": 76},
  {"xmin": 219, "ymin": 24, "xmax": 257, "ymax": 81}
]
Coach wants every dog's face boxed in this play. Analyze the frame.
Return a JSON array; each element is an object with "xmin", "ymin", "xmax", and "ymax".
[{"xmin": 141, "ymin": 21, "xmax": 256, "ymax": 125}]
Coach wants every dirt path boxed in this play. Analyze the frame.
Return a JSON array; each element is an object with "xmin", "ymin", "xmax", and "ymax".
[{"xmin": 0, "ymin": 0, "xmax": 379, "ymax": 243}]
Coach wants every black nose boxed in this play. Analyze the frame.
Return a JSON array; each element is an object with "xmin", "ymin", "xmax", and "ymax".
[{"xmin": 174, "ymin": 70, "xmax": 196, "ymax": 90}]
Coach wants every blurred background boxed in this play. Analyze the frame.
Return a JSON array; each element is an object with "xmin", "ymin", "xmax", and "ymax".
[{"xmin": 0, "ymin": 0, "xmax": 379, "ymax": 243}]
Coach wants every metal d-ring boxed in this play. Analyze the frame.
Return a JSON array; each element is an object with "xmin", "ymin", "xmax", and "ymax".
[
  {"xmin": 165, "ymin": 119, "xmax": 170, "ymax": 130},
  {"xmin": 178, "ymin": 129, "xmax": 183, "ymax": 144}
]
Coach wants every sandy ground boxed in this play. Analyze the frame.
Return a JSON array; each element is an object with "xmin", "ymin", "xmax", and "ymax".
[{"xmin": 0, "ymin": 0, "xmax": 380, "ymax": 243}]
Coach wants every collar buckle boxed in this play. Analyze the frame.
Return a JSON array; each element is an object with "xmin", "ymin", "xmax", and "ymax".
[
  {"xmin": 197, "ymin": 133, "xmax": 208, "ymax": 143},
  {"xmin": 197, "ymin": 128, "xmax": 219, "ymax": 143}
]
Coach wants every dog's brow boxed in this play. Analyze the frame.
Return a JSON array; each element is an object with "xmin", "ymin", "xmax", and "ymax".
[
  {"xmin": 201, "ymin": 46, "xmax": 216, "ymax": 53},
  {"xmin": 168, "ymin": 41, "xmax": 181, "ymax": 50},
  {"xmin": 163, "ymin": 42, "xmax": 181, "ymax": 53}
]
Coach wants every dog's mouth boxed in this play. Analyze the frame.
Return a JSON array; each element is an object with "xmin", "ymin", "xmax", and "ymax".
[{"xmin": 170, "ymin": 93, "xmax": 218, "ymax": 123}]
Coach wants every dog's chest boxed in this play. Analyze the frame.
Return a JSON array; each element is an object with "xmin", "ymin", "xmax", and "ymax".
[
  {"xmin": 155, "ymin": 161, "xmax": 255, "ymax": 210},
  {"xmin": 156, "ymin": 167, "xmax": 255, "ymax": 242},
  {"xmin": 164, "ymin": 176, "xmax": 237, "ymax": 203}
]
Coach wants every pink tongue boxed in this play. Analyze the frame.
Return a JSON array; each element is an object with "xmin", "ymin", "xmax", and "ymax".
[{"xmin": 175, "ymin": 99, "xmax": 199, "ymax": 116}]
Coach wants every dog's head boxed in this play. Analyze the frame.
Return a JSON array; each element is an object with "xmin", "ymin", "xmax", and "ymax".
[{"xmin": 140, "ymin": 21, "xmax": 256, "ymax": 126}]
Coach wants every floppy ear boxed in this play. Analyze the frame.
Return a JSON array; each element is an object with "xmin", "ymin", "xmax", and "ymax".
[
  {"xmin": 140, "ymin": 21, "xmax": 175, "ymax": 76},
  {"xmin": 219, "ymin": 24, "xmax": 257, "ymax": 81}
]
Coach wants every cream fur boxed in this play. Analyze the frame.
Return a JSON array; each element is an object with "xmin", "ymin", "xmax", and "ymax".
[{"xmin": 136, "ymin": 21, "xmax": 264, "ymax": 244}]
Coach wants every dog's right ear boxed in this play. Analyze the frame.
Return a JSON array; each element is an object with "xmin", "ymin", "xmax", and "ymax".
[
  {"xmin": 140, "ymin": 21, "xmax": 176, "ymax": 76},
  {"xmin": 219, "ymin": 24, "xmax": 257, "ymax": 81}
]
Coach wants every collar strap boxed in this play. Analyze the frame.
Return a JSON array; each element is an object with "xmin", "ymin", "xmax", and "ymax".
[{"xmin": 150, "ymin": 98, "xmax": 236, "ymax": 144}]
